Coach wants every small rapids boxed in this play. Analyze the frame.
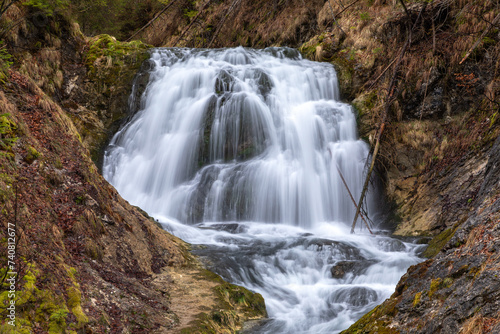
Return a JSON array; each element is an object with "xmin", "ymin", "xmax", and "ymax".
[{"xmin": 103, "ymin": 47, "xmax": 422, "ymax": 333}]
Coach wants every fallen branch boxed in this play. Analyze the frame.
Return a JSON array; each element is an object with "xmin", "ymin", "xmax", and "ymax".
[
  {"xmin": 351, "ymin": 35, "xmax": 411, "ymax": 234},
  {"xmin": 365, "ymin": 55, "xmax": 399, "ymax": 91},
  {"xmin": 327, "ymin": 0, "xmax": 346, "ymax": 35},
  {"xmin": 336, "ymin": 165, "xmax": 373, "ymax": 234},
  {"xmin": 336, "ymin": 0, "xmax": 362, "ymax": 17},
  {"xmin": 398, "ymin": 0, "xmax": 410, "ymax": 18},
  {"xmin": 332, "ymin": 0, "xmax": 345, "ymax": 10},
  {"xmin": 460, "ymin": 12, "xmax": 500, "ymax": 64},
  {"xmin": 173, "ymin": 0, "xmax": 212, "ymax": 47},
  {"xmin": 207, "ymin": 0, "xmax": 241, "ymax": 48},
  {"xmin": 0, "ymin": 0, "xmax": 21, "ymax": 21},
  {"xmin": 125, "ymin": 0, "xmax": 180, "ymax": 42},
  {"xmin": 351, "ymin": 6, "xmax": 429, "ymax": 234}
]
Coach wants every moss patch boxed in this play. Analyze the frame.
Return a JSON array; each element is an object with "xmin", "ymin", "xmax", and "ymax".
[
  {"xmin": 422, "ymin": 225, "xmax": 459, "ymax": 258},
  {"xmin": 0, "ymin": 113, "xmax": 18, "ymax": 153},
  {"xmin": 413, "ymin": 291, "xmax": 422, "ymax": 307},
  {"xmin": 24, "ymin": 145, "xmax": 41, "ymax": 164},
  {"xmin": 85, "ymin": 34, "xmax": 150, "ymax": 75},
  {"xmin": 341, "ymin": 298, "xmax": 400, "ymax": 334},
  {"xmin": 179, "ymin": 269, "xmax": 267, "ymax": 333}
]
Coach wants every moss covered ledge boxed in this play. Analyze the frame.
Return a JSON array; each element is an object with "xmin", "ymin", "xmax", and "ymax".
[
  {"xmin": 164, "ymin": 243, "xmax": 267, "ymax": 334},
  {"xmin": 68, "ymin": 35, "xmax": 152, "ymax": 167}
]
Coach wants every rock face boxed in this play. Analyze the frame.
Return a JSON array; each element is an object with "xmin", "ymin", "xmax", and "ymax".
[
  {"xmin": 342, "ymin": 137, "xmax": 500, "ymax": 333},
  {"xmin": 65, "ymin": 34, "xmax": 152, "ymax": 168}
]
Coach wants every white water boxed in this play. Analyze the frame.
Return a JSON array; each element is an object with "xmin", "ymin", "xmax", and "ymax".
[{"xmin": 103, "ymin": 47, "xmax": 422, "ymax": 333}]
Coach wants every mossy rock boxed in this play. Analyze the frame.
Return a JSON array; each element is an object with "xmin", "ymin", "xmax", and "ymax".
[
  {"xmin": 330, "ymin": 56, "xmax": 355, "ymax": 100},
  {"xmin": 182, "ymin": 269, "xmax": 267, "ymax": 333},
  {"xmin": 82, "ymin": 34, "xmax": 152, "ymax": 167},
  {"xmin": 24, "ymin": 145, "xmax": 41, "ymax": 164},
  {"xmin": 85, "ymin": 34, "xmax": 151, "ymax": 76},
  {"xmin": 421, "ymin": 225, "xmax": 458, "ymax": 258},
  {"xmin": 215, "ymin": 283, "xmax": 267, "ymax": 319},
  {"xmin": 341, "ymin": 298, "xmax": 400, "ymax": 334}
]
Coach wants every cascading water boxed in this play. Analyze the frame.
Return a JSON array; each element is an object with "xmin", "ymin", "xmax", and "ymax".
[{"xmin": 104, "ymin": 47, "xmax": 422, "ymax": 333}]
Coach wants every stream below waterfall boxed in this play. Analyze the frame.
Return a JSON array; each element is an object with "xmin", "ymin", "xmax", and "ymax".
[{"xmin": 103, "ymin": 47, "xmax": 423, "ymax": 333}]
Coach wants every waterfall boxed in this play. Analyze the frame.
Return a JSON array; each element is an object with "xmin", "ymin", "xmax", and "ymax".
[{"xmin": 103, "ymin": 47, "xmax": 421, "ymax": 333}]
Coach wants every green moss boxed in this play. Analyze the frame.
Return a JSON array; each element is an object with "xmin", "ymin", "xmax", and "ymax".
[
  {"xmin": 74, "ymin": 195, "xmax": 85, "ymax": 204},
  {"xmin": 83, "ymin": 34, "xmax": 152, "ymax": 164},
  {"xmin": 442, "ymin": 277, "xmax": 453, "ymax": 288},
  {"xmin": 422, "ymin": 225, "xmax": 458, "ymax": 258},
  {"xmin": 0, "ymin": 263, "xmax": 74, "ymax": 333},
  {"xmin": 330, "ymin": 56, "xmax": 355, "ymax": 98},
  {"xmin": 413, "ymin": 291, "xmax": 422, "ymax": 307},
  {"xmin": 428, "ymin": 278, "xmax": 442, "ymax": 298},
  {"xmin": 185, "ymin": 10, "xmax": 198, "ymax": 18},
  {"xmin": 298, "ymin": 35, "xmax": 326, "ymax": 60},
  {"xmin": 85, "ymin": 34, "xmax": 151, "ymax": 77},
  {"xmin": 360, "ymin": 12, "xmax": 371, "ymax": 21},
  {"xmin": 66, "ymin": 266, "xmax": 77, "ymax": 282},
  {"xmin": 0, "ymin": 113, "xmax": 18, "ymax": 153},
  {"xmin": 23, "ymin": 0, "xmax": 69, "ymax": 17},
  {"xmin": 215, "ymin": 283, "xmax": 266, "ymax": 318},
  {"xmin": 0, "ymin": 318, "xmax": 32, "ymax": 333},
  {"xmin": 181, "ymin": 269, "xmax": 266, "ymax": 333},
  {"xmin": 0, "ymin": 41, "xmax": 13, "ymax": 84},
  {"xmin": 24, "ymin": 145, "xmax": 41, "ymax": 164},
  {"xmin": 299, "ymin": 44, "xmax": 319, "ymax": 59},
  {"xmin": 341, "ymin": 299, "xmax": 400, "ymax": 333},
  {"xmin": 67, "ymin": 286, "xmax": 89, "ymax": 327},
  {"xmin": 48, "ymin": 308, "xmax": 68, "ymax": 333}
]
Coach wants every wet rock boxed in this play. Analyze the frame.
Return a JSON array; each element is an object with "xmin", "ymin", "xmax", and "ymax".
[
  {"xmin": 330, "ymin": 261, "xmax": 356, "ymax": 278},
  {"xmin": 215, "ymin": 69, "xmax": 235, "ymax": 94},
  {"xmin": 198, "ymin": 95, "xmax": 217, "ymax": 168},
  {"xmin": 204, "ymin": 223, "xmax": 249, "ymax": 234},
  {"xmin": 330, "ymin": 260, "xmax": 376, "ymax": 279},
  {"xmin": 342, "ymin": 134, "xmax": 500, "ymax": 333},
  {"xmin": 376, "ymin": 238, "xmax": 407, "ymax": 252},
  {"xmin": 255, "ymin": 69, "xmax": 274, "ymax": 97},
  {"xmin": 187, "ymin": 165, "xmax": 221, "ymax": 223},
  {"xmin": 328, "ymin": 287, "xmax": 378, "ymax": 308},
  {"xmin": 407, "ymin": 86, "xmax": 446, "ymax": 119}
]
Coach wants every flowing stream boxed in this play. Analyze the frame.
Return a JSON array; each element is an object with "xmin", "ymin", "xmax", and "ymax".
[{"xmin": 103, "ymin": 47, "xmax": 422, "ymax": 333}]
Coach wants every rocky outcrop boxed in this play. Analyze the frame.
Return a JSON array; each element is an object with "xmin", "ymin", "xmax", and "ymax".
[{"xmin": 342, "ymin": 136, "xmax": 500, "ymax": 333}]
